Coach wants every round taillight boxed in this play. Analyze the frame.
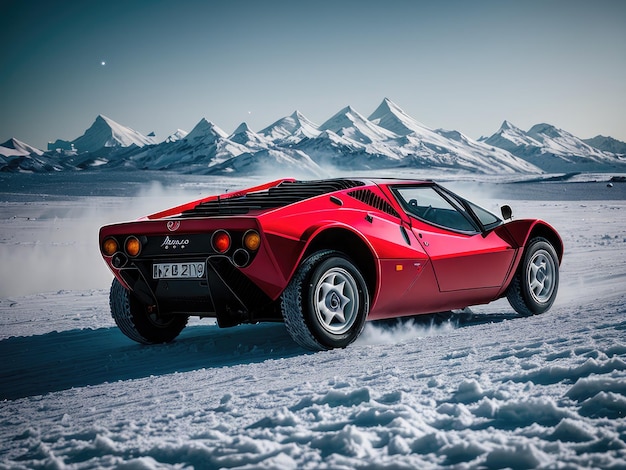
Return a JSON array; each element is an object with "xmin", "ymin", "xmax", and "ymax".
[
  {"xmin": 243, "ymin": 230, "xmax": 261, "ymax": 251},
  {"xmin": 125, "ymin": 236, "xmax": 142, "ymax": 257},
  {"xmin": 102, "ymin": 237, "xmax": 119, "ymax": 256},
  {"xmin": 212, "ymin": 230, "xmax": 231, "ymax": 253}
]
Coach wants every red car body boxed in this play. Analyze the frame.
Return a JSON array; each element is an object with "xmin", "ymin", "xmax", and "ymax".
[{"xmin": 99, "ymin": 178, "xmax": 563, "ymax": 350}]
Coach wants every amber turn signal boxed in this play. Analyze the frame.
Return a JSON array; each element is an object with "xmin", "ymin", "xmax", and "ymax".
[
  {"xmin": 243, "ymin": 230, "xmax": 261, "ymax": 251},
  {"xmin": 212, "ymin": 230, "xmax": 231, "ymax": 253},
  {"xmin": 125, "ymin": 236, "xmax": 142, "ymax": 257},
  {"xmin": 102, "ymin": 237, "xmax": 119, "ymax": 256}
]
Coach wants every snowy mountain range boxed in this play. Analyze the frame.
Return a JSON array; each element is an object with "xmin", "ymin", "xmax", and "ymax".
[
  {"xmin": 583, "ymin": 135, "xmax": 626, "ymax": 155},
  {"xmin": 2, "ymin": 99, "xmax": 625, "ymax": 175},
  {"xmin": 481, "ymin": 121, "xmax": 626, "ymax": 172},
  {"xmin": 0, "ymin": 138, "xmax": 64, "ymax": 172}
]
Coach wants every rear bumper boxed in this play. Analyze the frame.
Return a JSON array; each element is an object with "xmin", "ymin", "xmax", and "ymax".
[
  {"xmin": 99, "ymin": 217, "xmax": 287, "ymax": 326},
  {"xmin": 116, "ymin": 255, "xmax": 276, "ymax": 327}
]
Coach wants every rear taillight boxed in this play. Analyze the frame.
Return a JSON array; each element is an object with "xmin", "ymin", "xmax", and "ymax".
[
  {"xmin": 102, "ymin": 237, "xmax": 118, "ymax": 256},
  {"xmin": 125, "ymin": 236, "xmax": 142, "ymax": 257},
  {"xmin": 212, "ymin": 230, "xmax": 231, "ymax": 253},
  {"xmin": 243, "ymin": 230, "xmax": 261, "ymax": 252}
]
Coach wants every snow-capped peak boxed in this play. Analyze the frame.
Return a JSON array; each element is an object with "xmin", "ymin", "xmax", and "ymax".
[
  {"xmin": 0, "ymin": 138, "xmax": 44, "ymax": 157},
  {"xmin": 71, "ymin": 115, "xmax": 155, "ymax": 153},
  {"xmin": 483, "ymin": 120, "xmax": 541, "ymax": 149},
  {"xmin": 526, "ymin": 123, "xmax": 610, "ymax": 158},
  {"xmin": 527, "ymin": 123, "xmax": 564, "ymax": 141},
  {"xmin": 584, "ymin": 135, "xmax": 626, "ymax": 155},
  {"xmin": 498, "ymin": 120, "xmax": 518, "ymax": 132},
  {"xmin": 164, "ymin": 129, "xmax": 188, "ymax": 144},
  {"xmin": 228, "ymin": 122, "xmax": 268, "ymax": 147},
  {"xmin": 231, "ymin": 122, "xmax": 253, "ymax": 135},
  {"xmin": 288, "ymin": 111, "xmax": 320, "ymax": 137},
  {"xmin": 258, "ymin": 111, "xmax": 320, "ymax": 143},
  {"xmin": 292, "ymin": 110, "xmax": 313, "ymax": 125},
  {"xmin": 320, "ymin": 105, "xmax": 397, "ymax": 144},
  {"xmin": 319, "ymin": 106, "xmax": 358, "ymax": 131},
  {"xmin": 184, "ymin": 118, "xmax": 229, "ymax": 143},
  {"xmin": 368, "ymin": 98, "xmax": 430, "ymax": 136}
]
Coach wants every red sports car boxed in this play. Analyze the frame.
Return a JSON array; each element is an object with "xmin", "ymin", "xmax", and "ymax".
[{"xmin": 99, "ymin": 178, "xmax": 562, "ymax": 350}]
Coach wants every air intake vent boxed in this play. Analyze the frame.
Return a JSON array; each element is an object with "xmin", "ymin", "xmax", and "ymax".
[
  {"xmin": 181, "ymin": 179, "xmax": 364, "ymax": 217},
  {"xmin": 347, "ymin": 189, "xmax": 400, "ymax": 218}
]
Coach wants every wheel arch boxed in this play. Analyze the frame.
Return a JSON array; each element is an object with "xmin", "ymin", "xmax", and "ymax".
[
  {"xmin": 302, "ymin": 226, "xmax": 378, "ymax": 301},
  {"xmin": 496, "ymin": 219, "xmax": 563, "ymax": 300},
  {"xmin": 503, "ymin": 219, "xmax": 563, "ymax": 265},
  {"xmin": 526, "ymin": 221, "xmax": 564, "ymax": 264}
]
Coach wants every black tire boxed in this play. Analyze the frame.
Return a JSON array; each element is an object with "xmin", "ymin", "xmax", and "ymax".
[
  {"xmin": 109, "ymin": 279, "xmax": 188, "ymax": 344},
  {"xmin": 507, "ymin": 237, "xmax": 559, "ymax": 316},
  {"xmin": 281, "ymin": 250, "xmax": 369, "ymax": 351}
]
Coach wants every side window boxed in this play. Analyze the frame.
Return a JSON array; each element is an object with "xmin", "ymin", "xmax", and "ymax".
[
  {"xmin": 395, "ymin": 186, "xmax": 477, "ymax": 232},
  {"xmin": 468, "ymin": 201, "xmax": 500, "ymax": 227}
]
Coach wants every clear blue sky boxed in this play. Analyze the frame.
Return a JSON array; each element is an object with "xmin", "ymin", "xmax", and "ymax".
[{"xmin": 1, "ymin": 0, "xmax": 625, "ymax": 148}]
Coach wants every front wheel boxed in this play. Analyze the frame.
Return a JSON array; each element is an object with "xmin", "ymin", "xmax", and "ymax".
[
  {"xmin": 281, "ymin": 250, "xmax": 369, "ymax": 351},
  {"xmin": 507, "ymin": 237, "xmax": 559, "ymax": 316},
  {"xmin": 109, "ymin": 279, "xmax": 188, "ymax": 344}
]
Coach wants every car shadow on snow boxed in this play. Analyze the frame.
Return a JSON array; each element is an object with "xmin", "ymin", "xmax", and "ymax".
[
  {"xmin": 0, "ymin": 322, "xmax": 305, "ymax": 401},
  {"xmin": 1, "ymin": 310, "xmax": 522, "ymax": 400}
]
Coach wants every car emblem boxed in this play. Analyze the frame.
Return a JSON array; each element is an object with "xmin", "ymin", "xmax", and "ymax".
[
  {"xmin": 161, "ymin": 236, "xmax": 189, "ymax": 250},
  {"xmin": 167, "ymin": 221, "xmax": 181, "ymax": 232}
]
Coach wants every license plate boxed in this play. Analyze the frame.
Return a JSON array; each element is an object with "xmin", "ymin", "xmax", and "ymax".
[{"xmin": 153, "ymin": 262, "xmax": 205, "ymax": 279}]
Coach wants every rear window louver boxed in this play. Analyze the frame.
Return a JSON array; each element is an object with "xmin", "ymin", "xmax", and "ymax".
[
  {"xmin": 181, "ymin": 179, "xmax": 364, "ymax": 217},
  {"xmin": 347, "ymin": 189, "xmax": 400, "ymax": 218}
]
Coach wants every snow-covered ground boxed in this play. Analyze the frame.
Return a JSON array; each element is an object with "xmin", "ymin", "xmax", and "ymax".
[{"xmin": 1, "ymin": 172, "xmax": 625, "ymax": 469}]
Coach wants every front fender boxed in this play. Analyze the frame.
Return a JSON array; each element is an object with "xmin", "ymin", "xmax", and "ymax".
[
  {"xmin": 492, "ymin": 218, "xmax": 564, "ymax": 300},
  {"xmin": 499, "ymin": 219, "xmax": 563, "ymax": 263}
]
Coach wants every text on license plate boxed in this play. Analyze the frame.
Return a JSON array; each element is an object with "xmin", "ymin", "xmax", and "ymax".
[{"xmin": 153, "ymin": 262, "xmax": 205, "ymax": 279}]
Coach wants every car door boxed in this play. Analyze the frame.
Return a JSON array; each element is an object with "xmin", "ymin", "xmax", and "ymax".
[{"xmin": 395, "ymin": 185, "xmax": 515, "ymax": 292}]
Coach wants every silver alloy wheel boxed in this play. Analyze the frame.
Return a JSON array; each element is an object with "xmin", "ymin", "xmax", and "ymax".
[
  {"xmin": 526, "ymin": 249, "xmax": 556, "ymax": 303},
  {"xmin": 281, "ymin": 250, "xmax": 370, "ymax": 351},
  {"xmin": 314, "ymin": 267, "xmax": 359, "ymax": 335}
]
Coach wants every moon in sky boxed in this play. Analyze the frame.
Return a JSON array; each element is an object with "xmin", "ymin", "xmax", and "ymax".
[{"xmin": 101, "ymin": 61, "xmax": 106, "ymax": 66}]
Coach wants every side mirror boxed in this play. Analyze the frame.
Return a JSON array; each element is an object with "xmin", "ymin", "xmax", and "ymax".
[{"xmin": 501, "ymin": 205, "xmax": 513, "ymax": 220}]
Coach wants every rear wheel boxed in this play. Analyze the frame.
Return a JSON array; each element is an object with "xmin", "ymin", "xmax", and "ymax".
[
  {"xmin": 281, "ymin": 250, "xmax": 369, "ymax": 351},
  {"xmin": 109, "ymin": 279, "xmax": 188, "ymax": 344},
  {"xmin": 507, "ymin": 237, "xmax": 559, "ymax": 316}
]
